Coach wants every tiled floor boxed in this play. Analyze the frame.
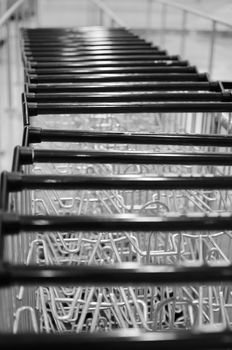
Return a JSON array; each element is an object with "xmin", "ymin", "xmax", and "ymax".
[{"xmin": 0, "ymin": 2, "xmax": 232, "ymax": 172}]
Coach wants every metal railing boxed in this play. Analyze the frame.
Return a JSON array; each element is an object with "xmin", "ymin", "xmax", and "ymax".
[
  {"xmin": 0, "ymin": 0, "xmax": 39, "ymax": 110},
  {"xmin": 90, "ymin": 0, "xmax": 128, "ymax": 29},
  {"xmin": 0, "ymin": 0, "xmax": 129, "ymax": 111},
  {"xmin": 100, "ymin": 0, "xmax": 232, "ymax": 78},
  {"xmin": 0, "ymin": 0, "xmax": 129, "ymax": 171},
  {"xmin": 144, "ymin": 0, "xmax": 232, "ymax": 78},
  {"xmin": 1, "ymin": 0, "xmax": 232, "ymax": 171},
  {"xmin": 0, "ymin": 0, "xmax": 38, "ymax": 171}
]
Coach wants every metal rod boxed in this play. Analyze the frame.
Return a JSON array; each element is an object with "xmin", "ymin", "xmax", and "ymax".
[
  {"xmin": 26, "ymin": 101, "xmax": 232, "ymax": 116},
  {"xmin": 24, "ymin": 54, "xmax": 179, "ymax": 62},
  {"xmin": 208, "ymin": 20, "xmax": 216, "ymax": 77},
  {"xmin": 26, "ymin": 81, "xmax": 220, "ymax": 93},
  {"xmin": 180, "ymin": 10, "xmax": 187, "ymax": 57},
  {"xmin": 0, "ymin": 331, "xmax": 232, "ymax": 349},
  {"xmin": 24, "ymin": 45, "xmax": 154, "ymax": 52},
  {"xmin": 25, "ymin": 49, "xmax": 167, "ymax": 57},
  {"xmin": 146, "ymin": 0, "xmax": 153, "ymax": 39},
  {"xmin": 6, "ymin": 174, "xmax": 232, "ymax": 191},
  {"xmin": 2, "ymin": 262, "xmax": 232, "ymax": 286},
  {"xmin": 27, "ymin": 73, "xmax": 207, "ymax": 84},
  {"xmin": 0, "ymin": 0, "xmax": 24, "ymax": 27},
  {"xmin": 26, "ymin": 149, "xmax": 232, "ymax": 166},
  {"xmin": 99, "ymin": 8, "xmax": 103, "ymax": 26},
  {"xmin": 26, "ymin": 128, "xmax": 232, "ymax": 147},
  {"xmin": 26, "ymin": 67, "xmax": 196, "ymax": 75},
  {"xmin": 160, "ymin": 3, "xmax": 167, "ymax": 47},
  {"xmin": 24, "ymin": 91, "xmax": 224, "ymax": 103},
  {"xmin": 24, "ymin": 42, "xmax": 152, "ymax": 49},
  {"xmin": 26, "ymin": 60, "xmax": 187, "ymax": 68},
  {"xmin": 3, "ymin": 211, "xmax": 232, "ymax": 234},
  {"xmin": 35, "ymin": 0, "xmax": 40, "ymax": 26},
  {"xmin": 90, "ymin": 0, "xmax": 128, "ymax": 29},
  {"xmin": 22, "ymin": 0, "xmax": 27, "ymax": 28},
  {"xmin": 6, "ymin": 20, "xmax": 12, "ymax": 111},
  {"xmin": 15, "ymin": 9, "xmax": 21, "ymax": 84},
  {"xmin": 153, "ymin": 0, "xmax": 232, "ymax": 29}
]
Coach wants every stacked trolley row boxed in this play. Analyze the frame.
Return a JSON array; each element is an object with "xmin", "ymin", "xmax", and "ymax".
[{"xmin": 2, "ymin": 25, "xmax": 232, "ymax": 348}]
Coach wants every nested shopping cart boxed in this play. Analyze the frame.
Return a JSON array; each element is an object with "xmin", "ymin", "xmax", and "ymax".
[{"xmin": 1, "ymin": 25, "xmax": 232, "ymax": 349}]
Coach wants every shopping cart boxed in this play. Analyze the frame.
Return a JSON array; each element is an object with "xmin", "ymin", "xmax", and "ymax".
[
  {"xmin": 2, "ymin": 140, "xmax": 232, "ymax": 333},
  {"xmin": 1, "ymin": 25, "xmax": 232, "ymax": 349},
  {"xmin": 2, "ymin": 178, "xmax": 232, "ymax": 335}
]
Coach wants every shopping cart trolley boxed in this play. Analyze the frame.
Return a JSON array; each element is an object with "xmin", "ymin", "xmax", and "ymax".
[
  {"xmin": 2, "ymin": 167, "xmax": 232, "ymax": 335},
  {"xmin": 21, "ymin": 94, "xmax": 232, "ymax": 135},
  {"xmin": 2, "ymin": 25, "xmax": 232, "ymax": 348},
  {"xmin": 2, "ymin": 139, "xmax": 232, "ymax": 332}
]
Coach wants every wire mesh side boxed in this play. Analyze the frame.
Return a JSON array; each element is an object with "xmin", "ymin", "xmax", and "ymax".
[{"xmin": 28, "ymin": 112, "xmax": 228, "ymax": 134}]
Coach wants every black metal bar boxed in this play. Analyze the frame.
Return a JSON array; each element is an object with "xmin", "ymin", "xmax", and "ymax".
[
  {"xmin": 22, "ymin": 33, "xmax": 135, "ymax": 36},
  {"xmin": 26, "ymin": 66, "xmax": 197, "ymax": 75},
  {"xmin": 22, "ymin": 126, "xmax": 31, "ymax": 146},
  {"xmin": 22, "ymin": 33, "xmax": 136, "ymax": 36},
  {"xmin": 24, "ymin": 46, "xmax": 157, "ymax": 54},
  {"xmin": 24, "ymin": 50, "xmax": 167, "ymax": 58},
  {"xmin": 22, "ymin": 27, "xmax": 132, "ymax": 31},
  {"xmin": 3, "ymin": 212, "xmax": 232, "ymax": 233},
  {"xmin": 23, "ymin": 31, "xmax": 141, "ymax": 36},
  {"xmin": 23, "ymin": 30, "xmax": 138, "ymax": 34},
  {"xmin": 23, "ymin": 127, "xmax": 232, "ymax": 147},
  {"xmin": 0, "ymin": 331, "xmax": 232, "ymax": 350},
  {"xmin": 23, "ymin": 39, "xmax": 144, "ymax": 43},
  {"xmin": 23, "ymin": 37, "xmax": 150, "ymax": 41},
  {"xmin": 23, "ymin": 30, "xmax": 135, "ymax": 33},
  {"xmin": 5, "ymin": 172, "xmax": 232, "ymax": 192},
  {"xmin": 22, "ymin": 38, "xmax": 146, "ymax": 43},
  {"xmin": 23, "ymin": 39, "xmax": 148, "ymax": 46},
  {"xmin": 222, "ymin": 81, "xmax": 232, "ymax": 90},
  {"xmin": 1, "ymin": 262, "xmax": 232, "ymax": 286},
  {"xmin": 25, "ymin": 55, "xmax": 180, "ymax": 62},
  {"xmin": 22, "ymin": 37, "xmax": 146, "ymax": 42},
  {"xmin": 11, "ymin": 146, "xmax": 22, "ymax": 172},
  {"xmin": 27, "ymin": 60, "xmax": 189, "ymax": 68},
  {"xmin": 22, "ymin": 27, "xmax": 134, "ymax": 31},
  {"xmin": 22, "ymin": 34, "xmax": 147, "ymax": 40},
  {"xmin": 25, "ymin": 81, "xmax": 219, "ymax": 93},
  {"xmin": 23, "ymin": 35, "xmax": 142, "ymax": 41},
  {"xmin": 27, "ymin": 73, "xmax": 208, "ymax": 84},
  {"xmin": 23, "ymin": 28, "xmax": 141, "ymax": 33},
  {"xmin": 24, "ymin": 91, "xmax": 229, "ymax": 103},
  {"xmin": 23, "ymin": 40, "xmax": 151, "ymax": 47},
  {"xmin": 17, "ymin": 147, "xmax": 232, "ymax": 166},
  {"xmin": 22, "ymin": 33, "xmax": 140, "ymax": 39},
  {"xmin": 0, "ymin": 172, "xmax": 8, "ymax": 210},
  {"xmin": 26, "ymin": 101, "xmax": 232, "ymax": 116}
]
